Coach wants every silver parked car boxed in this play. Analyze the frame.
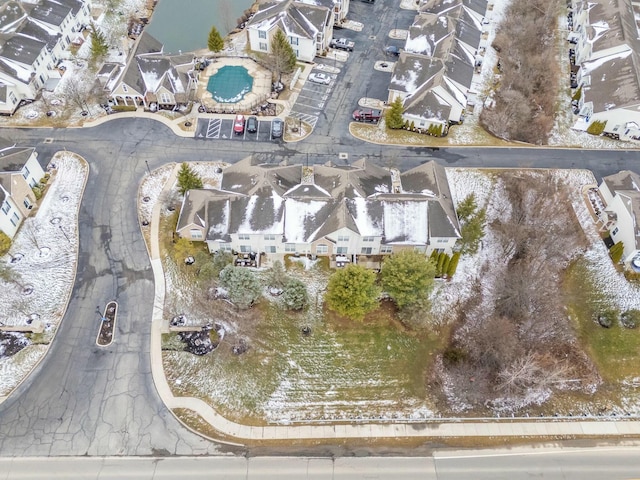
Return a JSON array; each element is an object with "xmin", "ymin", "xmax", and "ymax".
[{"xmin": 308, "ymin": 72, "xmax": 332, "ymax": 85}]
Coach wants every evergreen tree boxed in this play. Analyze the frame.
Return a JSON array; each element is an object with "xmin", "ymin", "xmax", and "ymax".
[
  {"xmin": 386, "ymin": 97, "xmax": 405, "ymax": 129},
  {"xmin": 456, "ymin": 194, "xmax": 478, "ymax": 222},
  {"xmin": 456, "ymin": 194, "xmax": 487, "ymax": 256},
  {"xmin": 447, "ymin": 252, "xmax": 460, "ymax": 278},
  {"xmin": 282, "ymin": 277, "xmax": 308, "ymax": 310},
  {"xmin": 380, "ymin": 250, "xmax": 436, "ymax": 310},
  {"xmin": 89, "ymin": 23, "xmax": 109, "ymax": 63},
  {"xmin": 325, "ymin": 264, "xmax": 380, "ymax": 321},
  {"xmin": 268, "ymin": 260, "xmax": 288, "ymax": 289},
  {"xmin": 219, "ymin": 265, "xmax": 262, "ymax": 309},
  {"xmin": 207, "ymin": 26, "xmax": 225, "ymax": 52},
  {"xmin": 177, "ymin": 163, "xmax": 203, "ymax": 195},
  {"xmin": 266, "ymin": 29, "xmax": 297, "ymax": 82}
]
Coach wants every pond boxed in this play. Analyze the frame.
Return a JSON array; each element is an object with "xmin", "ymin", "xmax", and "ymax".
[{"xmin": 146, "ymin": 0, "xmax": 256, "ymax": 54}]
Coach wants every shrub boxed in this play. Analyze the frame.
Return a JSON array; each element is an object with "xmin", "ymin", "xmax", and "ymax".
[
  {"xmin": 609, "ymin": 241, "xmax": 624, "ymax": 264},
  {"xmin": 572, "ymin": 86, "xmax": 582, "ymax": 102},
  {"xmin": 32, "ymin": 186, "xmax": 43, "ymax": 200},
  {"xmin": 0, "ymin": 231, "xmax": 10, "ymax": 256},
  {"xmin": 441, "ymin": 254, "xmax": 451, "ymax": 277},
  {"xmin": 429, "ymin": 249, "xmax": 438, "ymax": 263},
  {"xmin": 587, "ymin": 120, "xmax": 606, "ymax": 136},
  {"xmin": 447, "ymin": 252, "xmax": 460, "ymax": 278},
  {"xmin": 41, "ymin": 173, "xmax": 50, "ymax": 184},
  {"xmin": 409, "ymin": 120, "xmax": 415, "ymax": 131},
  {"xmin": 436, "ymin": 252, "xmax": 446, "ymax": 277},
  {"xmin": 110, "ymin": 105, "xmax": 137, "ymax": 112},
  {"xmin": 595, "ymin": 309, "xmax": 618, "ymax": 328},
  {"xmin": 621, "ymin": 310, "xmax": 640, "ymax": 329},
  {"xmin": 443, "ymin": 347, "xmax": 466, "ymax": 365}
]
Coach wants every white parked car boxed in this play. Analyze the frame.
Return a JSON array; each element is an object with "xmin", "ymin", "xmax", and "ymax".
[{"xmin": 308, "ymin": 72, "xmax": 332, "ymax": 85}]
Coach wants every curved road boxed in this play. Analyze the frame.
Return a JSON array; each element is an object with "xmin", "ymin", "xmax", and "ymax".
[{"xmin": 0, "ymin": 119, "xmax": 638, "ymax": 456}]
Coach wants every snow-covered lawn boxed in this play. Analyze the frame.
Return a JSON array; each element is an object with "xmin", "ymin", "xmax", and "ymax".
[{"xmin": 0, "ymin": 152, "xmax": 88, "ymax": 396}]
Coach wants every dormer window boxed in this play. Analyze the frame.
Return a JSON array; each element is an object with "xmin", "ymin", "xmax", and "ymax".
[{"xmin": 122, "ymin": 84, "xmax": 128, "ymax": 92}]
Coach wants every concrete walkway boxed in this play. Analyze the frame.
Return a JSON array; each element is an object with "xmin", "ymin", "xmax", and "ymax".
[{"xmin": 146, "ymin": 171, "xmax": 640, "ymax": 444}]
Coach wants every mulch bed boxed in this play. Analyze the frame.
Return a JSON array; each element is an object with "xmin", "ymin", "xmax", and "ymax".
[{"xmin": 97, "ymin": 301, "xmax": 117, "ymax": 347}]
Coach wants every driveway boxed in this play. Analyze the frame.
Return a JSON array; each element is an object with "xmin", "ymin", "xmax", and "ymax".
[{"xmin": 289, "ymin": 71, "xmax": 337, "ymax": 129}]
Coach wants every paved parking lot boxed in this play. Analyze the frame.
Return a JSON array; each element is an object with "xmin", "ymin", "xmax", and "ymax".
[
  {"xmin": 195, "ymin": 117, "xmax": 279, "ymax": 142},
  {"xmin": 289, "ymin": 71, "xmax": 337, "ymax": 129}
]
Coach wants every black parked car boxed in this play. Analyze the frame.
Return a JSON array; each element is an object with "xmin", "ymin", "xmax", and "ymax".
[
  {"xmin": 271, "ymin": 118, "xmax": 284, "ymax": 139},
  {"xmin": 246, "ymin": 116, "xmax": 258, "ymax": 133}
]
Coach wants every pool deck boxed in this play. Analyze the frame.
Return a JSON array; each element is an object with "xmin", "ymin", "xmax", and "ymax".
[{"xmin": 197, "ymin": 57, "xmax": 272, "ymax": 113}]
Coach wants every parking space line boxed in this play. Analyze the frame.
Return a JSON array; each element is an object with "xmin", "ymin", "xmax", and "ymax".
[{"xmin": 206, "ymin": 119, "xmax": 221, "ymax": 139}]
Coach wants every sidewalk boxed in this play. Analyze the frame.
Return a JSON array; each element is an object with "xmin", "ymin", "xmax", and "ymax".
[{"xmin": 146, "ymin": 172, "xmax": 640, "ymax": 444}]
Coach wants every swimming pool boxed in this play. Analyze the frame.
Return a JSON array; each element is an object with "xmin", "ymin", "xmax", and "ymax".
[{"xmin": 206, "ymin": 65, "xmax": 254, "ymax": 103}]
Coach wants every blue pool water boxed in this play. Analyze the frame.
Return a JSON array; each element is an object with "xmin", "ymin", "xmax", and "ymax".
[{"xmin": 206, "ymin": 65, "xmax": 253, "ymax": 103}]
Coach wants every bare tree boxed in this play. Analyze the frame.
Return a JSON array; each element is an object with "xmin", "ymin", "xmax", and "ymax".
[{"xmin": 61, "ymin": 75, "xmax": 92, "ymax": 113}]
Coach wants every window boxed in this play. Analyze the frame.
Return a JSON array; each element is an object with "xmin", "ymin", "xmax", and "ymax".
[
  {"xmin": 380, "ymin": 245, "xmax": 393, "ymax": 254},
  {"xmin": 436, "ymin": 238, "xmax": 448, "ymax": 243},
  {"xmin": 265, "ymin": 245, "xmax": 276, "ymax": 253},
  {"xmin": 190, "ymin": 229, "xmax": 203, "ymax": 239},
  {"xmin": 39, "ymin": 74, "xmax": 45, "ymax": 85},
  {"xmin": 22, "ymin": 165, "xmax": 30, "ymax": 180},
  {"xmin": 9, "ymin": 91, "xmax": 17, "ymax": 104},
  {"xmin": 285, "ymin": 243, "xmax": 296, "ymax": 252},
  {"xmin": 258, "ymin": 30, "xmax": 267, "ymax": 39},
  {"xmin": 122, "ymin": 84, "xmax": 128, "ymax": 93},
  {"xmin": 337, "ymin": 246, "xmax": 348, "ymax": 254},
  {"xmin": 23, "ymin": 198, "xmax": 32, "ymax": 209},
  {"xmin": 362, "ymin": 236, "xmax": 374, "ymax": 242},
  {"xmin": 361, "ymin": 247, "xmax": 372, "ymax": 255},
  {"xmin": 289, "ymin": 36, "xmax": 298, "ymax": 45},
  {"xmin": 220, "ymin": 243, "xmax": 232, "ymax": 252},
  {"xmin": 238, "ymin": 234, "xmax": 250, "ymax": 240},
  {"xmin": 10, "ymin": 212, "xmax": 19, "ymax": 226},
  {"xmin": 316, "ymin": 244, "xmax": 328, "ymax": 254},
  {"xmin": 159, "ymin": 93, "xmax": 171, "ymax": 104},
  {"xmin": 264, "ymin": 234, "xmax": 276, "ymax": 241},
  {"xmin": 240, "ymin": 245, "xmax": 251, "ymax": 253},
  {"xmin": 337, "ymin": 235, "xmax": 349, "ymax": 242},
  {"xmin": 1, "ymin": 201, "xmax": 10, "ymax": 214},
  {"xmin": 612, "ymin": 227, "xmax": 619, "ymax": 236},
  {"xmin": 259, "ymin": 42, "xmax": 268, "ymax": 51}
]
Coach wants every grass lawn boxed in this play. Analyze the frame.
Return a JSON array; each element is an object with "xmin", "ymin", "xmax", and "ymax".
[
  {"xmin": 163, "ymin": 297, "xmax": 442, "ymax": 425},
  {"xmin": 565, "ymin": 259, "xmax": 640, "ymax": 382}
]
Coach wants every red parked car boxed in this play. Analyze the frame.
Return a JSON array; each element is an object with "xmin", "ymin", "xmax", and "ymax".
[{"xmin": 233, "ymin": 114, "xmax": 245, "ymax": 135}]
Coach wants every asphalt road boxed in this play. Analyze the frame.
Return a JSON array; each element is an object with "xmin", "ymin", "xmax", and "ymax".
[{"xmin": 2, "ymin": 446, "xmax": 640, "ymax": 479}]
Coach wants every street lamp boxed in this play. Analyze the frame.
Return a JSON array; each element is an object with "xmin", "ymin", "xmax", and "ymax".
[
  {"xmin": 96, "ymin": 306, "xmax": 106, "ymax": 322},
  {"xmin": 144, "ymin": 159, "xmax": 151, "ymax": 175}
]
